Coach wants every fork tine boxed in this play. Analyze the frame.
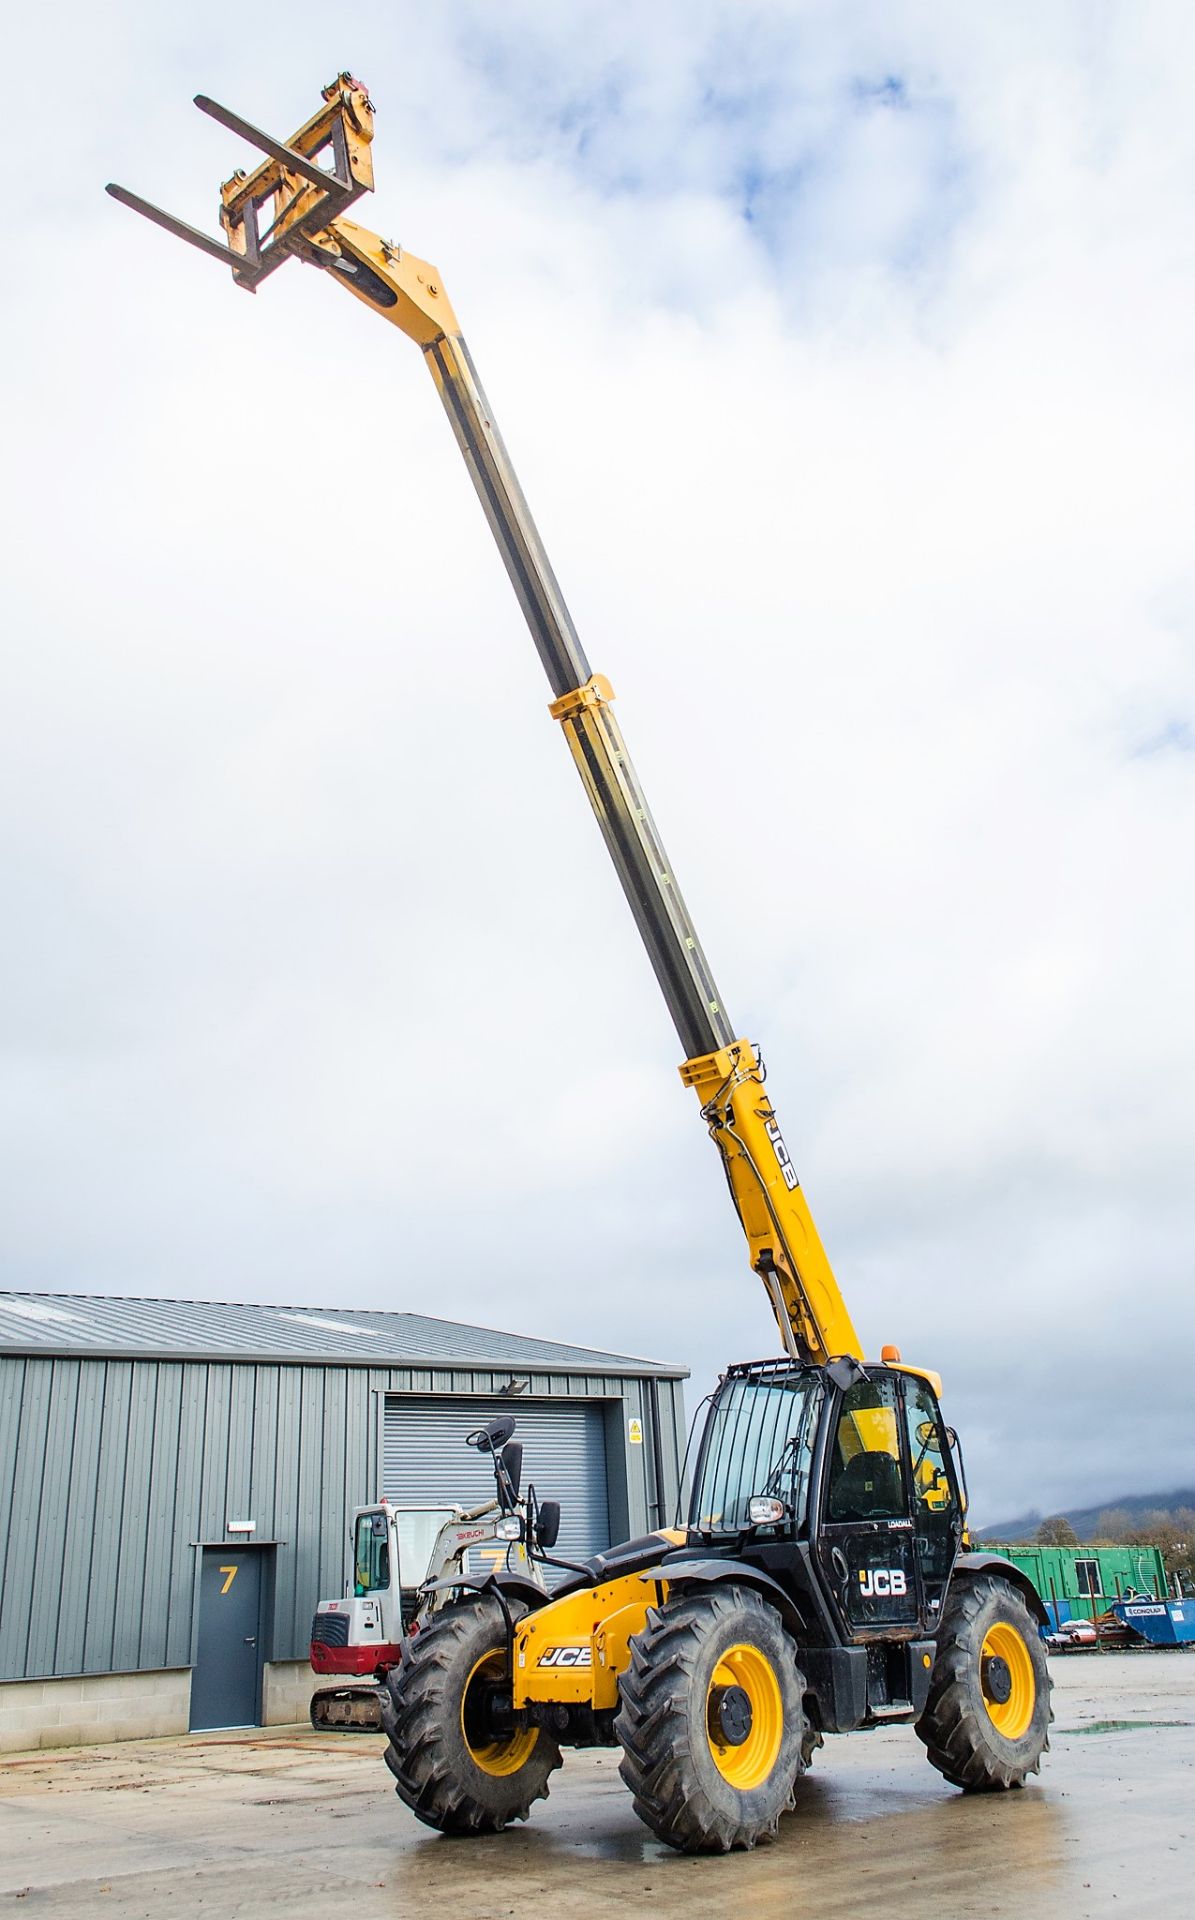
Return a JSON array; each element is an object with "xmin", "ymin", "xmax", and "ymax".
[
  {"xmin": 194, "ymin": 95, "xmax": 349, "ymax": 193},
  {"xmin": 105, "ymin": 184, "xmax": 259, "ymax": 283}
]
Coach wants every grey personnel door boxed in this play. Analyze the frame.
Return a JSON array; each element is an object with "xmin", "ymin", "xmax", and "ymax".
[{"xmin": 190, "ymin": 1548, "xmax": 264, "ymax": 1731}]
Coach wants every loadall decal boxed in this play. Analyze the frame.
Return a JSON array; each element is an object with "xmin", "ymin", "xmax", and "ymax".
[{"xmin": 859, "ymin": 1569, "xmax": 908, "ymax": 1596}]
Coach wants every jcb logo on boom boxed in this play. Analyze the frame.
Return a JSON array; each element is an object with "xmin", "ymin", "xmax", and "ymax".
[
  {"xmin": 859, "ymin": 1569, "xmax": 907, "ymax": 1597},
  {"xmin": 537, "ymin": 1645, "xmax": 592, "ymax": 1668},
  {"xmin": 764, "ymin": 1119, "xmax": 799, "ymax": 1192}
]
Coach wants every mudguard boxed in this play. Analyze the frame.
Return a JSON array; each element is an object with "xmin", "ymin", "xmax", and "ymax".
[
  {"xmin": 422, "ymin": 1571, "xmax": 550, "ymax": 1613},
  {"xmin": 653, "ymin": 1555, "xmax": 808, "ymax": 1639},
  {"xmin": 951, "ymin": 1551, "xmax": 1048, "ymax": 1626}
]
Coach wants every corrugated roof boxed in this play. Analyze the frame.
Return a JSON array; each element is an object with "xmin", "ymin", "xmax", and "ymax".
[{"xmin": 0, "ymin": 1290, "xmax": 685, "ymax": 1378}]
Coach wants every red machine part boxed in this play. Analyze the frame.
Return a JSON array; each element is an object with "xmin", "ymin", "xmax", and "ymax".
[{"xmin": 309, "ymin": 1640, "xmax": 402, "ymax": 1676}]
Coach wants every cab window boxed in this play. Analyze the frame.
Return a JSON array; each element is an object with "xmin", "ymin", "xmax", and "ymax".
[
  {"xmin": 354, "ymin": 1512, "xmax": 390, "ymax": 1594},
  {"xmin": 903, "ymin": 1385, "xmax": 954, "ymax": 1514},
  {"xmin": 825, "ymin": 1377, "xmax": 906, "ymax": 1521}
]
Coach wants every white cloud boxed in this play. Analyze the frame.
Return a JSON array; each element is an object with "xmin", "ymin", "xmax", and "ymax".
[{"xmin": 2, "ymin": 2, "xmax": 1192, "ymax": 1520}]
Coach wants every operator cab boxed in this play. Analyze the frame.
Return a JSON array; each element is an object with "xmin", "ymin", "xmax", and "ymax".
[
  {"xmin": 352, "ymin": 1504, "xmax": 458, "ymax": 1629},
  {"xmin": 684, "ymin": 1357, "xmax": 965, "ymax": 1644}
]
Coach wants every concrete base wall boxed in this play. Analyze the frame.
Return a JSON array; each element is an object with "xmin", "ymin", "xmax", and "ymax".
[
  {"xmin": 0, "ymin": 1662, "xmax": 345, "ymax": 1751},
  {"xmin": 0, "ymin": 1669, "xmax": 192, "ymax": 1753},
  {"xmin": 262, "ymin": 1661, "xmax": 344, "ymax": 1727}
]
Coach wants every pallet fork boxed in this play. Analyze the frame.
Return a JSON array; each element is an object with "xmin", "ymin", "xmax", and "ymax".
[{"xmin": 107, "ymin": 74, "xmax": 456, "ymax": 346}]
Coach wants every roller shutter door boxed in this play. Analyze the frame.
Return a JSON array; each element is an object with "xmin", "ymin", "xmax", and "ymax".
[{"xmin": 383, "ymin": 1396, "xmax": 611, "ymax": 1572}]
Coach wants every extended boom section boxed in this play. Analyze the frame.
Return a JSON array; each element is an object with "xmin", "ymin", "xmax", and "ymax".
[
  {"xmin": 415, "ymin": 301, "xmax": 863, "ymax": 1366},
  {"xmin": 107, "ymin": 79, "xmax": 862, "ymax": 1364},
  {"xmin": 412, "ymin": 284, "xmax": 862, "ymax": 1365}
]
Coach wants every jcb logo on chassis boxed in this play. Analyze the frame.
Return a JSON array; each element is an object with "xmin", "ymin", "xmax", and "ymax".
[
  {"xmin": 859, "ymin": 1568, "xmax": 908, "ymax": 1597},
  {"xmin": 537, "ymin": 1645, "xmax": 593, "ymax": 1669}
]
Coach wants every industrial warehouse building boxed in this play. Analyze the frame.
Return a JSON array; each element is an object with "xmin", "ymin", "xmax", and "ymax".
[{"xmin": 0, "ymin": 1291, "xmax": 687, "ymax": 1751}]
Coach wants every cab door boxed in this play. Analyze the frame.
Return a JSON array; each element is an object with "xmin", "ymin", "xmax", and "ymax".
[
  {"xmin": 901, "ymin": 1378, "xmax": 964, "ymax": 1628},
  {"xmin": 816, "ymin": 1375, "xmax": 919, "ymax": 1636}
]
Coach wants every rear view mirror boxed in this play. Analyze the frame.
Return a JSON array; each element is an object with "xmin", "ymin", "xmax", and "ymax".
[
  {"xmin": 501, "ymin": 1440, "xmax": 523, "ymax": 1499},
  {"xmin": 466, "ymin": 1415, "xmax": 517, "ymax": 1453},
  {"xmin": 535, "ymin": 1500, "xmax": 561, "ymax": 1551}
]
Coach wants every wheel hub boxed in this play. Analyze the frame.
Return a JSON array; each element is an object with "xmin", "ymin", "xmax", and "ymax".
[
  {"xmin": 707, "ymin": 1682, "xmax": 753, "ymax": 1747},
  {"xmin": 981, "ymin": 1653, "xmax": 1013, "ymax": 1705},
  {"xmin": 461, "ymin": 1650, "xmax": 538, "ymax": 1776}
]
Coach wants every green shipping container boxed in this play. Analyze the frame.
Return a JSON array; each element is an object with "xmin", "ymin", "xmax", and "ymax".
[{"xmin": 985, "ymin": 1543, "xmax": 1169, "ymax": 1623}]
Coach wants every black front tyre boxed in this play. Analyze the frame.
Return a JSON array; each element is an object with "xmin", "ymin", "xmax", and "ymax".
[
  {"xmin": 916, "ymin": 1572, "xmax": 1052, "ymax": 1791},
  {"xmin": 614, "ymin": 1583, "xmax": 808, "ymax": 1853},
  {"xmin": 379, "ymin": 1597, "xmax": 561, "ymax": 1835}
]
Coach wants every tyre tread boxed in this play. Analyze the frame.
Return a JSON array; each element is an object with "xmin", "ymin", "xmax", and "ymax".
[
  {"xmin": 381, "ymin": 1599, "xmax": 561, "ymax": 1835},
  {"xmin": 916, "ymin": 1572, "xmax": 1053, "ymax": 1792},
  {"xmin": 614, "ymin": 1584, "xmax": 805, "ymax": 1853}
]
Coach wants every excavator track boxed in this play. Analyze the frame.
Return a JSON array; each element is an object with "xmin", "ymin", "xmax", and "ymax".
[{"xmin": 310, "ymin": 1685, "xmax": 385, "ymax": 1732}]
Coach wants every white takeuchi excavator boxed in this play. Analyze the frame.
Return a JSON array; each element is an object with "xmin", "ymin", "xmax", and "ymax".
[{"xmin": 309, "ymin": 1415, "xmax": 556, "ymax": 1730}]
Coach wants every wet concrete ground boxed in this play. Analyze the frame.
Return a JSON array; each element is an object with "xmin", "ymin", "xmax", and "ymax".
[{"xmin": 1, "ymin": 1651, "xmax": 1191, "ymax": 1919}]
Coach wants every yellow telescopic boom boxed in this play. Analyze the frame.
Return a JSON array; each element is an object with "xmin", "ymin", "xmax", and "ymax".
[{"xmin": 107, "ymin": 77, "xmax": 863, "ymax": 1368}]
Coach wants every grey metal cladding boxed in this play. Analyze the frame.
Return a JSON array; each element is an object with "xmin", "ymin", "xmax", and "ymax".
[
  {"xmin": 271, "ymin": 1365, "xmax": 303, "ymax": 1658},
  {"xmin": 26, "ymin": 1362, "xmax": 79, "ymax": 1678},
  {"xmin": 84, "ymin": 1362, "xmax": 134, "ymax": 1673},
  {"xmin": 113, "ymin": 1362, "xmax": 158, "ymax": 1672},
  {"xmin": 0, "ymin": 1290, "xmax": 684, "ymax": 1378},
  {"xmin": 0, "ymin": 1358, "xmax": 47, "ymax": 1677},
  {"xmin": 139, "ymin": 1361, "xmax": 184, "ymax": 1669},
  {"xmin": 167, "ymin": 1364, "xmax": 208, "ymax": 1670},
  {"xmin": 56, "ymin": 1362, "xmax": 104, "ymax": 1674}
]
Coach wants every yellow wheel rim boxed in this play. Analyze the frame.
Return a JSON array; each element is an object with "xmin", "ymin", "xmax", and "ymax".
[
  {"xmin": 460, "ymin": 1650, "xmax": 539, "ymax": 1777},
  {"xmin": 980, "ymin": 1622, "xmax": 1035, "ymax": 1740},
  {"xmin": 705, "ymin": 1642, "xmax": 784, "ymax": 1790}
]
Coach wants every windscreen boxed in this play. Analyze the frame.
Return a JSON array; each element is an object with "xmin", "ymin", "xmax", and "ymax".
[
  {"xmin": 394, "ymin": 1508, "xmax": 456, "ymax": 1588},
  {"xmin": 689, "ymin": 1369, "xmax": 821, "ymax": 1535}
]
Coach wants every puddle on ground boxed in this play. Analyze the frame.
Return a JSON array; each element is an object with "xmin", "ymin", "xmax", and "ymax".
[{"xmin": 1067, "ymin": 1718, "xmax": 1194, "ymax": 1735}]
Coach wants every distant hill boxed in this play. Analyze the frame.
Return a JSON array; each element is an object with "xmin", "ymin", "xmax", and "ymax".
[{"xmin": 978, "ymin": 1488, "xmax": 1195, "ymax": 1543}]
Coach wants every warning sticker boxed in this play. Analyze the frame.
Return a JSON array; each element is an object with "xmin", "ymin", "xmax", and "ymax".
[{"xmin": 628, "ymin": 1418, "xmax": 643, "ymax": 1445}]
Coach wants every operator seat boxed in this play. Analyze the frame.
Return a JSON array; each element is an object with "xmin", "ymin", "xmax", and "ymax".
[{"xmin": 828, "ymin": 1449, "xmax": 904, "ymax": 1521}]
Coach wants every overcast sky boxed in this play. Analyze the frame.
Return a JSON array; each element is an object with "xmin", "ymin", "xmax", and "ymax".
[{"xmin": 3, "ymin": 3, "xmax": 1192, "ymax": 1524}]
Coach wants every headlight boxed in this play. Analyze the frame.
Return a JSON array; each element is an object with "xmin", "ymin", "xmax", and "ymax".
[
  {"xmin": 496, "ymin": 1516, "xmax": 522, "ymax": 1540},
  {"xmin": 747, "ymin": 1496, "xmax": 787, "ymax": 1526}
]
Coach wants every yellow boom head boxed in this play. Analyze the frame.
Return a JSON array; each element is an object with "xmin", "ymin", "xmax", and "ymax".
[
  {"xmin": 106, "ymin": 78, "xmax": 458, "ymax": 346},
  {"xmin": 107, "ymin": 75, "xmax": 375, "ymax": 289}
]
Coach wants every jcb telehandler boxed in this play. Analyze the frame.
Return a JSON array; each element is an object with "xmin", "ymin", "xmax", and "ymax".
[{"xmin": 110, "ymin": 76, "xmax": 1052, "ymax": 1854}]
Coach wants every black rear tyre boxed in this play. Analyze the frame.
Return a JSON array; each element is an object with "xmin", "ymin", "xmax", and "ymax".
[
  {"xmin": 916, "ymin": 1573, "xmax": 1052, "ymax": 1791},
  {"xmin": 614, "ymin": 1583, "xmax": 807, "ymax": 1853},
  {"xmin": 379, "ymin": 1597, "xmax": 561, "ymax": 1835}
]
